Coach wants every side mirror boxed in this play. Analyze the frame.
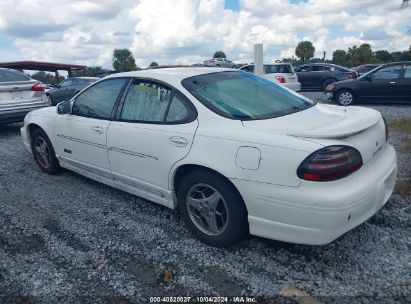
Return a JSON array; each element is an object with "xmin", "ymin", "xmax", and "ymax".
[{"xmin": 57, "ymin": 100, "xmax": 71, "ymax": 115}]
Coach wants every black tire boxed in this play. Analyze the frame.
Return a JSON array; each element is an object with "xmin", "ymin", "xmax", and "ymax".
[
  {"xmin": 31, "ymin": 128, "xmax": 61, "ymax": 174},
  {"xmin": 336, "ymin": 89, "xmax": 355, "ymax": 106},
  {"xmin": 178, "ymin": 170, "xmax": 248, "ymax": 247},
  {"xmin": 322, "ymin": 78, "xmax": 336, "ymax": 91},
  {"xmin": 216, "ymin": 64, "xmax": 221, "ymax": 67}
]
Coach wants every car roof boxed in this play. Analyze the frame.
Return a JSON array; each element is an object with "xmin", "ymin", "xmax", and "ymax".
[
  {"xmin": 68, "ymin": 76, "xmax": 99, "ymax": 80},
  {"xmin": 106, "ymin": 67, "xmax": 233, "ymax": 82}
]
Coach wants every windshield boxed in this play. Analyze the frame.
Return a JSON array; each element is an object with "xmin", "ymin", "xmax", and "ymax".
[{"xmin": 181, "ymin": 71, "xmax": 315, "ymax": 120}]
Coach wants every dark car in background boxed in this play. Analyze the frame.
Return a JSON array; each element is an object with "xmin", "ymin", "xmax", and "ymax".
[
  {"xmin": 0, "ymin": 68, "xmax": 47, "ymax": 124},
  {"xmin": 46, "ymin": 77, "xmax": 98, "ymax": 106},
  {"xmin": 354, "ymin": 64, "xmax": 381, "ymax": 76},
  {"xmin": 326, "ymin": 62, "xmax": 411, "ymax": 105},
  {"xmin": 294, "ymin": 63, "xmax": 358, "ymax": 91}
]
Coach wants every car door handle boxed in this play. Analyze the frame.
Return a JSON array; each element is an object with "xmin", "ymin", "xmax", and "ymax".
[
  {"xmin": 169, "ymin": 136, "xmax": 188, "ymax": 147},
  {"xmin": 91, "ymin": 126, "xmax": 103, "ymax": 134},
  {"xmin": 389, "ymin": 81, "xmax": 396, "ymax": 84}
]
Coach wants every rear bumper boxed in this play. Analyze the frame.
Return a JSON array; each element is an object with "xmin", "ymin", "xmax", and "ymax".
[
  {"xmin": 284, "ymin": 82, "xmax": 301, "ymax": 92},
  {"xmin": 231, "ymin": 144, "xmax": 397, "ymax": 245},
  {"xmin": 0, "ymin": 109, "xmax": 38, "ymax": 124},
  {"xmin": 0, "ymin": 99, "xmax": 48, "ymax": 124}
]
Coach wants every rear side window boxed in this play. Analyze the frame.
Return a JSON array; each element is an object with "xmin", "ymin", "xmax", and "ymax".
[
  {"xmin": 72, "ymin": 78, "xmax": 127, "ymax": 119},
  {"xmin": 265, "ymin": 65, "xmax": 293, "ymax": 74},
  {"xmin": 0, "ymin": 69, "xmax": 30, "ymax": 82},
  {"xmin": 312, "ymin": 65, "xmax": 330, "ymax": 71},
  {"xmin": 120, "ymin": 80, "xmax": 194, "ymax": 124}
]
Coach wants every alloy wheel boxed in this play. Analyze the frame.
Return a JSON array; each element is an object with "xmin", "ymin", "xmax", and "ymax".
[
  {"xmin": 34, "ymin": 136, "xmax": 51, "ymax": 169},
  {"xmin": 186, "ymin": 183, "xmax": 229, "ymax": 236},
  {"xmin": 338, "ymin": 91, "xmax": 353, "ymax": 105}
]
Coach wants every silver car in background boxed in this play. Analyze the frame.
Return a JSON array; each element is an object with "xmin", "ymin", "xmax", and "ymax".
[
  {"xmin": 0, "ymin": 68, "xmax": 47, "ymax": 124},
  {"xmin": 204, "ymin": 58, "xmax": 237, "ymax": 68}
]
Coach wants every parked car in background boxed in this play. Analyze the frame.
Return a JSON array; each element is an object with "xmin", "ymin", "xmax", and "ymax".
[
  {"xmin": 204, "ymin": 58, "xmax": 236, "ymax": 68},
  {"xmin": 21, "ymin": 67, "xmax": 396, "ymax": 247},
  {"xmin": 46, "ymin": 77, "xmax": 98, "ymax": 106},
  {"xmin": 0, "ymin": 68, "xmax": 47, "ymax": 124},
  {"xmin": 294, "ymin": 63, "xmax": 358, "ymax": 91},
  {"xmin": 326, "ymin": 61, "xmax": 411, "ymax": 105},
  {"xmin": 354, "ymin": 64, "xmax": 381, "ymax": 76},
  {"xmin": 240, "ymin": 63, "xmax": 301, "ymax": 91}
]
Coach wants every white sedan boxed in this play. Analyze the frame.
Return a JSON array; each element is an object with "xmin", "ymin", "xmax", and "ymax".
[{"xmin": 21, "ymin": 68, "xmax": 397, "ymax": 247}]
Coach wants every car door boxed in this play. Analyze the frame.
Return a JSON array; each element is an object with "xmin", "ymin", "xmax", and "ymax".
[
  {"xmin": 295, "ymin": 65, "xmax": 312, "ymax": 90},
  {"xmin": 54, "ymin": 78, "xmax": 129, "ymax": 178},
  {"xmin": 52, "ymin": 79, "xmax": 75, "ymax": 103},
  {"xmin": 356, "ymin": 64, "xmax": 402, "ymax": 103},
  {"xmin": 107, "ymin": 79, "xmax": 198, "ymax": 204},
  {"xmin": 399, "ymin": 64, "xmax": 411, "ymax": 103}
]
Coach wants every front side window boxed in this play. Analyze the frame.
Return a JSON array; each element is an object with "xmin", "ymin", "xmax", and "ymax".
[
  {"xmin": 296, "ymin": 66, "xmax": 310, "ymax": 72},
  {"xmin": 182, "ymin": 71, "xmax": 314, "ymax": 120},
  {"xmin": 0, "ymin": 69, "xmax": 30, "ymax": 82},
  {"xmin": 403, "ymin": 65, "xmax": 411, "ymax": 79},
  {"xmin": 372, "ymin": 65, "xmax": 402, "ymax": 80},
  {"xmin": 120, "ymin": 80, "xmax": 193, "ymax": 123},
  {"xmin": 71, "ymin": 78, "xmax": 127, "ymax": 119}
]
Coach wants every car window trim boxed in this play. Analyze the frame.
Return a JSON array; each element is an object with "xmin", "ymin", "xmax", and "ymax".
[
  {"xmin": 70, "ymin": 77, "xmax": 131, "ymax": 121},
  {"xmin": 114, "ymin": 77, "xmax": 198, "ymax": 125}
]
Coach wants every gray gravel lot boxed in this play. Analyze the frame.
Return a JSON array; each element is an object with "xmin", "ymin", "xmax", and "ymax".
[{"xmin": 0, "ymin": 97, "xmax": 410, "ymax": 303}]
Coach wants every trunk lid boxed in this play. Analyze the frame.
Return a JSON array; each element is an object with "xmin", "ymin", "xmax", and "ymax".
[{"xmin": 242, "ymin": 104, "xmax": 386, "ymax": 164}]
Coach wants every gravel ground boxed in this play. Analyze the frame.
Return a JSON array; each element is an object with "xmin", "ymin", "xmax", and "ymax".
[{"xmin": 0, "ymin": 100, "xmax": 410, "ymax": 303}]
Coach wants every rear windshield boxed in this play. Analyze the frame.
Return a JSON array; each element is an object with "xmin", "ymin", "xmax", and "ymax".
[
  {"xmin": 181, "ymin": 71, "xmax": 315, "ymax": 120},
  {"xmin": 0, "ymin": 69, "xmax": 30, "ymax": 82},
  {"xmin": 265, "ymin": 64, "xmax": 294, "ymax": 74}
]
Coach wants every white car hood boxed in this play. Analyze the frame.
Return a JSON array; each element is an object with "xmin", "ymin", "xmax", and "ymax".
[{"xmin": 242, "ymin": 104, "xmax": 381, "ymax": 139}]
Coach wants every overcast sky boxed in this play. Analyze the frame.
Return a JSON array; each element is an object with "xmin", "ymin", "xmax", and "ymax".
[{"xmin": 0, "ymin": 0, "xmax": 410, "ymax": 69}]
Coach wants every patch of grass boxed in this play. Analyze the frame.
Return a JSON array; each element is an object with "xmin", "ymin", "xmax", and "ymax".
[{"xmin": 388, "ymin": 118, "xmax": 411, "ymax": 133}]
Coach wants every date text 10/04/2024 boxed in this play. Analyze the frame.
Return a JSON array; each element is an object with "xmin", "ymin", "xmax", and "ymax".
[{"xmin": 149, "ymin": 296, "xmax": 257, "ymax": 303}]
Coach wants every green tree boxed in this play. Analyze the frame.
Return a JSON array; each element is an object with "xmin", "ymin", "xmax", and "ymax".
[
  {"xmin": 112, "ymin": 49, "xmax": 137, "ymax": 72},
  {"xmin": 390, "ymin": 51, "xmax": 403, "ymax": 62},
  {"xmin": 332, "ymin": 50, "xmax": 347, "ymax": 66},
  {"xmin": 87, "ymin": 66, "xmax": 112, "ymax": 77},
  {"xmin": 213, "ymin": 51, "xmax": 226, "ymax": 59},
  {"xmin": 31, "ymin": 71, "xmax": 64, "ymax": 85},
  {"xmin": 295, "ymin": 41, "xmax": 315, "ymax": 63},
  {"xmin": 348, "ymin": 44, "xmax": 372, "ymax": 66},
  {"xmin": 149, "ymin": 62, "xmax": 159, "ymax": 68},
  {"xmin": 374, "ymin": 50, "xmax": 392, "ymax": 63}
]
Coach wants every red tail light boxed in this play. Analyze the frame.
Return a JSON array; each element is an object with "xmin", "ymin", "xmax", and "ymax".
[
  {"xmin": 275, "ymin": 76, "xmax": 286, "ymax": 83},
  {"xmin": 31, "ymin": 82, "xmax": 45, "ymax": 92},
  {"xmin": 297, "ymin": 146, "xmax": 363, "ymax": 182}
]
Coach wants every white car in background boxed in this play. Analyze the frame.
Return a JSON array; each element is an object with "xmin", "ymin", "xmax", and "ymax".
[
  {"xmin": 204, "ymin": 58, "xmax": 236, "ymax": 68},
  {"xmin": 240, "ymin": 63, "xmax": 301, "ymax": 91},
  {"xmin": 0, "ymin": 68, "xmax": 47, "ymax": 124},
  {"xmin": 21, "ymin": 68, "xmax": 397, "ymax": 247}
]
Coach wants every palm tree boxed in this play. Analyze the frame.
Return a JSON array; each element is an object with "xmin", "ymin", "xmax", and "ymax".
[{"xmin": 112, "ymin": 49, "xmax": 137, "ymax": 72}]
